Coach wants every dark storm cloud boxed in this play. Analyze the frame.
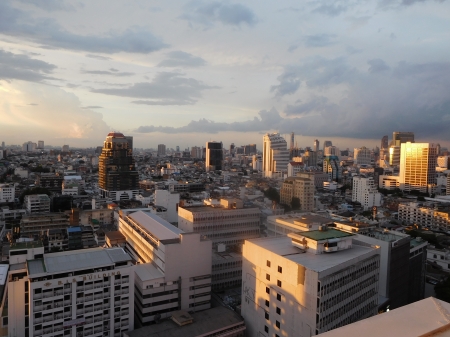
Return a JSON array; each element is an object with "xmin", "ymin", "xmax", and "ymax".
[
  {"xmin": 81, "ymin": 69, "xmax": 135, "ymax": 77},
  {"xmin": 92, "ymin": 72, "xmax": 218, "ymax": 105},
  {"xmin": 158, "ymin": 51, "xmax": 206, "ymax": 68},
  {"xmin": 0, "ymin": 49, "xmax": 57, "ymax": 82},
  {"xmin": 181, "ymin": 1, "xmax": 256, "ymax": 27},
  {"xmin": 0, "ymin": 2, "xmax": 167, "ymax": 54},
  {"xmin": 284, "ymin": 96, "xmax": 335, "ymax": 116},
  {"xmin": 304, "ymin": 34, "xmax": 337, "ymax": 48}
]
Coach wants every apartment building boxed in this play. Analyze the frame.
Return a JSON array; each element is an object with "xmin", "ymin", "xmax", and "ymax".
[
  {"xmin": 241, "ymin": 228, "xmax": 380, "ymax": 336},
  {"xmin": 25, "ymin": 194, "xmax": 51, "ymax": 214},
  {"xmin": 36, "ymin": 173, "xmax": 64, "ymax": 193},
  {"xmin": 279, "ymin": 177, "xmax": 314, "ymax": 211},
  {"xmin": 0, "ymin": 184, "xmax": 15, "ymax": 203},
  {"xmin": 20, "ymin": 213, "xmax": 69, "ymax": 238},
  {"xmin": 178, "ymin": 198, "xmax": 260, "ymax": 248},
  {"xmin": 398, "ymin": 202, "xmax": 450, "ymax": 230},
  {"xmin": 266, "ymin": 213, "xmax": 333, "ymax": 237},
  {"xmin": 352, "ymin": 176, "xmax": 382, "ymax": 210},
  {"xmin": 117, "ymin": 210, "xmax": 212, "ymax": 327},
  {"xmin": 5, "ymin": 242, "xmax": 134, "ymax": 337}
]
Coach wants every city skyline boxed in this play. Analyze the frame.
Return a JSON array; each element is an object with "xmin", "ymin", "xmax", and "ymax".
[{"xmin": 0, "ymin": 1, "xmax": 449, "ymax": 149}]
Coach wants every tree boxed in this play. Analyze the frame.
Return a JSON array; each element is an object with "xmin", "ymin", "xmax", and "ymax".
[
  {"xmin": 20, "ymin": 187, "xmax": 52, "ymax": 203},
  {"xmin": 264, "ymin": 187, "xmax": 280, "ymax": 203},
  {"xmin": 291, "ymin": 197, "xmax": 300, "ymax": 210}
]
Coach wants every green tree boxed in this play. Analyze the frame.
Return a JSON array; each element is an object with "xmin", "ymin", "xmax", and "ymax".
[
  {"xmin": 264, "ymin": 187, "xmax": 280, "ymax": 203},
  {"xmin": 291, "ymin": 197, "xmax": 300, "ymax": 210},
  {"xmin": 20, "ymin": 187, "xmax": 52, "ymax": 203}
]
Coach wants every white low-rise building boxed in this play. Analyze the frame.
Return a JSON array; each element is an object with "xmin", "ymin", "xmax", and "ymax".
[
  {"xmin": 352, "ymin": 176, "xmax": 382, "ymax": 210},
  {"xmin": 25, "ymin": 194, "xmax": 50, "ymax": 214},
  {"xmin": 0, "ymin": 184, "xmax": 15, "ymax": 203}
]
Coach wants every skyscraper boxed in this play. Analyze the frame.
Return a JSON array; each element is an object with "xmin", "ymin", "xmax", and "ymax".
[
  {"xmin": 399, "ymin": 142, "xmax": 437, "ymax": 193},
  {"xmin": 314, "ymin": 139, "xmax": 320, "ymax": 152},
  {"xmin": 381, "ymin": 135, "xmax": 388, "ymax": 150},
  {"xmin": 37, "ymin": 140, "xmax": 44, "ymax": 149},
  {"xmin": 229, "ymin": 143, "xmax": 235, "ymax": 157},
  {"xmin": 263, "ymin": 133, "xmax": 289, "ymax": 178},
  {"xmin": 290, "ymin": 132, "xmax": 294, "ymax": 150},
  {"xmin": 98, "ymin": 132, "xmax": 139, "ymax": 200},
  {"xmin": 157, "ymin": 144, "xmax": 166, "ymax": 156},
  {"xmin": 205, "ymin": 141, "xmax": 223, "ymax": 171},
  {"xmin": 323, "ymin": 140, "xmax": 332, "ymax": 151},
  {"xmin": 392, "ymin": 131, "xmax": 414, "ymax": 146}
]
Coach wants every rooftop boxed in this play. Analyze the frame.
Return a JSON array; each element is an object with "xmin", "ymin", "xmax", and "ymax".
[
  {"xmin": 318, "ymin": 297, "xmax": 450, "ymax": 337},
  {"xmin": 10, "ymin": 241, "xmax": 43, "ymax": 251},
  {"xmin": 124, "ymin": 306, "xmax": 244, "ymax": 337},
  {"xmin": 27, "ymin": 247, "xmax": 131, "ymax": 276},
  {"xmin": 181, "ymin": 205, "xmax": 257, "ymax": 213},
  {"xmin": 298, "ymin": 229, "xmax": 354, "ymax": 242},
  {"xmin": 128, "ymin": 211, "xmax": 183, "ymax": 241},
  {"xmin": 134, "ymin": 263, "xmax": 164, "ymax": 282},
  {"xmin": 247, "ymin": 236, "xmax": 376, "ymax": 273}
]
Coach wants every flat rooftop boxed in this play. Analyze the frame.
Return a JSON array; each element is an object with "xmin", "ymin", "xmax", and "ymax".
[
  {"xmin": 181, "ymin": 206, "xmax": 257, "ymax": 213},
  {"xmin": 124, "ymin": 306, "xmax": 244, "ymax": 337},
  {"xmin": 318, "ymin": 297, "xmax": 450, "ymax": 337},
  {"xmin": 135, "ymin": 263, "xmax": 164, "ymax": 282},
  {"xmin": 27, "ymin": 247, "xmax": 131, "ymax": 276},
  {"xmin": 128, "ymin": 211, "xmax": 184, "ymax": 241},
  {"xmin": 299, "ymin": 229, "xmax": 354, "ymax": 241},
  {"xmin": 248, "ymin": 236, "xmax": 376, "ymax": 273},
  {"xmin": 10, "ymin": 241, "xmax": 43, "ymax": 251}
]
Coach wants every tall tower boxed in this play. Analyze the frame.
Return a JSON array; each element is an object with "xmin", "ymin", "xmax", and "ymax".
[
  {"xmin": 399, "ymin": 142, "xmax": 437, "ymax": 193},
  {"xmin": 313, "ymin": 139, "xmax": 319, "ymax": 152},
  {"xmin": 205, "ymin": 141, "xmax": 223, "ymax": 172},
  {"xmin": 392, "ymin": 132, "xmax": 414, "ymax": 146},
  {"xmin": 290, "ymin": 132, "xmax": 294, "ymax": 151},
  {"xmin": 381, "ymin": 135, "xmax": 388, "ymax": 150},
  {"xmin": 98, "ymin": 132, "xmax": 139, "ymax": 200},
  {"xmin": 157, "ymin": 144, "xmax": 166, "ymax": 156},
  {"xmin": 323, "ymin": 140, "xmax": 332, "ymax": 151},
  {"xmin": 263, "ymin": 133, "xmax": 289, "ymax": 178}
]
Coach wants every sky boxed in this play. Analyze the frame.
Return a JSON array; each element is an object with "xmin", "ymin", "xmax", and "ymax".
[{"xmin": 0, "ymin": 0, "xmax": 449, "ymax": 150}]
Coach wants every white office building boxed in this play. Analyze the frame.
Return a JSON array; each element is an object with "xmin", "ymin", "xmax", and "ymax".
[
  {"xmin": 353, "ymin": 147, "xmax": 372, "ymax": 166},
  {"xmin": 154, "ymin": 190, "xmax": 180, "ymax": 223},
  {"xmin": 352, "ymin": 176, "xmax": 382, "ymax": 210},
  {"xmin": 117, "ymin": 210, "xmax": 212, "ymax": 327},
  {"xmin": 0, "ymin": 184, "xmax": 15, "ymax": 203},
  {"xmin": 25, "ymin": 194, "xmax": 51, "ymax": 214},
  {"xmin": 5, "ymin": 242, "xmax": 134, "ymax": 337},
  {"xmin": 263, "ymin": 133, "xmax": 290, "ymax": 178},
  {"xmin": 241, "ymin": 228, "xmax": 380, "ymax": 336}
]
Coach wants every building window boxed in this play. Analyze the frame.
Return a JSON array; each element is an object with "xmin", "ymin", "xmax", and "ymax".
[
  {"xmin": 277, "ymin": 293, "xmax": 281, "ymax": 301},
  {"xmin": 277, "ymin": 280, "xmax": 282, "ymax": 287},
  {"xmin": 265, "ymin": 300, "xmax": 269, "ymax": 307},
  {"xmin": 267, "ymin": 260, "xmax": 271, "ymax": 267},
  {"xmin": 264, "ymin": 326, "xmax": 269, "ymax": 333},
  {"xmin": 265, "ymin": 312, "xmax": 269, "ymax": 320},
  {"xmin": 276, "ymin": 307, "xmax": 281, "ymax": 315},
  {"xmin": 266, "ymin": 274, "xmax": 270, "ymax": 281},
  {"xmin": 276, "ymin": 321, "xmax": 281, "ymax": 329},
  {"xmin": 278, "ymin": 266, "xmax": 282, "ymax": 273},
  {"xmin": 266, "ymin": 287, "xmax": 270, "ymax": 294}
]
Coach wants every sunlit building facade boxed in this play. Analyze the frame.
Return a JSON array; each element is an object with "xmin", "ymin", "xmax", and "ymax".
[{"xmin": 263, "ymin": 133, "xmax": 289, "ymax": 178}]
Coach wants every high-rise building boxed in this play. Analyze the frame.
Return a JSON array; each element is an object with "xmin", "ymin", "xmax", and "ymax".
[
  {"xmin": 279, "ymin": 176, "xmax": 314, "ymax": 211},
  {"xmin": 381, "ymin": 135, "xmax": 388, "ymax": 150},
  {"xmin": 352, "ymin": 176, "xmax": 382, "ymax": 210},
  {"xmin": 399, "ymin": 142, "xmax": 437, "ymax": 193},
  {"xmin": 392, "ymin": 131, "xmax": 414, "ymax": 146},
  {"xmin": 157, "ymin": 144, "xmax": 166, "ymax": 156},
  {"xmin": 229, "ymin": 143, "xmax": 235, "ymax": 157},
  {"xmin": 98, "ymin": 132, "xmax": 139, "ymax": 200},
  {"xmin": 37, "ymin": 140, "xmax": 44, "ymax": 149},
  {"xmin": 314, "ymin": 139, "xmax": 320, "ymax": 152},
  {"xmin": 62, "ymin": 145, "xmax": 69, "ymax": 152},
  {"xmin": 241, "ymin": 229, "xmax": 380, "ymax": 336},
  {"xmin": 323, "ymin": 140, "xmax": 332, "ymax": 151},
  {"xmin": 6, "ymin": 243, "xmax": 135, "ymax": 337},
  {"xmin": 323, "ymin": 156, "xmax": 341, "ymax": 182},
  {"xmin": 243, "ymin": 144, "xmax": 257, "ymax": 155},
  {"xmin": 324, "ymin": 146, "xmax": 339, "ymax": 157},
  {"xmin": 354, "ymin": 147, "xmax": 372, "ymax": 166},
  {"xmin": 190, "ymin": 146, "xmax": 202, "ymax": 159},
  {"xmin": 22, "ymin": 141, "xmax": 36, "ymax": 152},
  {"xmin": 290, "ymin": 132, "xmax": 294, "ymax": 150},
  {"xmin": 263, "ymin": 133, "xmax": 290, "ymax": 178},
  {"xmin": 117, "ymin": 210, "xmax": 212, "ymax": 326},
  {"xmin": 205, "ymin": 141, "xmax": 223, "ymax": 172}
]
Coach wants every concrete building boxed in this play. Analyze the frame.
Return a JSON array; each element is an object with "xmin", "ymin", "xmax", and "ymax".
[
  {"xmin": 266, "ymin": 213, "xmax": 332, "ymax": 237},
  {"xmin": 117, "ymin": 210, "xmax": 212, "ymax": 326},
  {"xmin": 99, "ymin": 132, "xmax": 139, "ymax": 201},
  {"xmin": 352, "ymin": 176, "xmax": 382, "ymax": 210},
  {"xmin": 36, "ymin": 173, "xmax": 63, "ymax": 193},
  {"xmin": 323, "ymin": 156, "xmax": 341, "ymax": 182},
  {"xmin": 22, "ymin": 141, "xmax": 37, "ymax": 152},
  {"xmin": 317, "ymin": 297, "xmax": 450, "ymax": 337},
  {"xmin": 157, "ymin": 144, "xmax": 166, "ymax": 156},
  {"xmin": 0, "ymin": 184, "xmax": 15, "ymax": 203},
  {"xmin": 5, "ymin": 243, "xmax": 134, "ymax": 337},
  {"xmin": 154, "ymin": 190, "xmax": 180, "ymax": 223},
  {"xmin": 14, "ymin": 167, "xmax": 29, "ymax": 179},
  {"xmin": 20, "ymin": 213, "xmax": 69, "ymax": 238},
  {"xmin": 314, "ymin": 140, "xmax": 320, "ymax": 152},
  {"xmin": 205, "ymin": 141, "xmax": 223, "ymax": 172},
  {"xmin": 37, "ymin": 140, "xmax": 44, "ymax": 149},
  {"xmin": 353, "ymin": 147, "xmax": 371, "ymax": 166},
  {"xmin": 178, "ymin": 198, "xmax": 260, "ymax": 248},
  {"xmin": 287, "ymin": 162, "xmax": 304, "ymax": 177},
  {"xmin": 124, "ymin": 306, "xmax": 245, "ymax": 337},
  {"xmin": 398, "ymin": 202, "xmax": 450, "ymax": 230},
  {"xmin": 62, "ymin": 144, "xmax": 69, "ymax": 152},
  {"xmin": 241, "ymin": 229, "xmax": 380, "ymax": 336},
  {"xmin": 303, "ymin": 150, "xmax": 318, "ymax": 167},
  {"xmin": 324, "ymin": 146, "xmax": 339, "ymax": 157},
  {"xmin": 190, "ymin": 146, "xmax": 202, "ymax": 159},
  {"xmin": 263, "ymin": 133, "xmax": 290, "ymax": 178},
  {"xmin": 399, "ymin": 142, "xmax": 437, "ymax": 193},
  {"xmin": 279, "ymin": 177, "xmax": 314, "ymax": 211},
  {"xmin": 297, "ymin": 171, "xmax": 329, "ymax": 190},
  {"xmin": 25, "ymin": 194, "xmax": 51, "ymax": 214},
  {"xmin": 427, "ymin": 247, "xmax": 450, "ymax": 272}
]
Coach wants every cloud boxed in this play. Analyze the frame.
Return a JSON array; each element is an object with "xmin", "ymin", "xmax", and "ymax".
[
  {"xmin": 27, "ymin": 103, "xmax": 38, "ymax": 106},
  {"xmin": 92, "ymin": 72, "xmax": 218, "ymax": 105},
  {"xmin": 0, "ymin": 49, "xmax": 57, "ymax": 83},
  {"xmin": 16, "ymin": 0, "xmax": 76, "ymax": 11},
  {"xmin": 379, "ymin": 0, "xmax": 446, "ymax": 9},
  {"xmin": 81, "ymin": 106, "xmax": 103, "ymax": 109},
  {"xmin": 158, "ymin": 51, "xmax": 206, "ymax": 68},
  {"xmin": 0, "ymin": 2, "xmax": 167, "ymax": 54},
  {"xmin": 181, "ymin": 1, "xmax": 256, "ymax": 27},
  {"xmin": 312, "ymin": 3, "xmax": 349, "ymax": 16},
  {"xmin": 271, "ymin": 57, "xmax": 357, "ymax": 96},
  {"xmin": 368, "ymin": 59, "xmax": 390, "ymax": 73},
  {"xmin": 81, "ymin": 69, "xmax": 135, "ymax": 77},
  {"xmin": 284, "ymin": 96, "xmax": 335, "ymax": 116},
  {"xmin": 304, "ymin": 34, "xmax": 337, "ymax": 47},
  {"xmin": 85, "ymin": 54, "xmax": 112, "ymax": 61}
]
